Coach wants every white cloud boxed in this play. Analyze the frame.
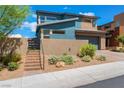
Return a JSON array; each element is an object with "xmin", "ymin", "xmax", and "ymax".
[
  {"xmin": 63, "ymin": 6, "xmax": 68, "ymax": 10},
  {"xmin": 22, "ymin": 21, "xmax": 37, "ymax": 32},
  {"xmin": 79, "ymin": 12, "xmax": 95, "ymax": 16},
  {"xmin": 32, "ymin": 14, "xmax": 37, "ymax": 18},
  {"xmin": 8, "ymin": 34, "xmax": 22, "ymax": 38}
]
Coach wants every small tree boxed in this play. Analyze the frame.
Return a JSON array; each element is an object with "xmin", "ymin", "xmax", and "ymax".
[
  {"xmin": 0, "ymin": 5, "xmax": 29, "ymax": 66},
  {"xmin": 116, "ymin": 35, "xmax": 124, "ymax": 47}
]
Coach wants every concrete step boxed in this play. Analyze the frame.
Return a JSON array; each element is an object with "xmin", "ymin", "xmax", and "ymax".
[
  {"xmin": 27, "ymin": 55, "xmax": 40, "ymax": 57},
  {"xmin": 24, "ymin": 67, "xmax": 41, "ymax": 71},
  {"xmin": 24, "ymin": 64, "xmax": 41, "ymax": 67},
  {"xmin": 25, "ymin": 60, "xmax": 40, "ymax": 63},
  {"xmin": 26, "ymin": 57, "xmax": 40, "ymax": 60}
]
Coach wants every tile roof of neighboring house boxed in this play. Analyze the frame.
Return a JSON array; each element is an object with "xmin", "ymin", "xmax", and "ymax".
[
  {"xmin": 36, "ymin": 10, "xmax": 99, "ymax": 19},
  {"xmin": 37, "ymin": 17, "xmax": 79, "ymax": 26}
]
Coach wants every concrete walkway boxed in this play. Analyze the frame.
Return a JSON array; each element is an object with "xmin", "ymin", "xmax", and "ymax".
[{"xmin": 1, "ymin": 61, "xmax": 124, "ymax": 88}]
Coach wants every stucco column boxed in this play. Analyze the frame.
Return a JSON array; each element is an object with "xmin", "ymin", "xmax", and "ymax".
[
  {"xmin": 100, "ymin": 36, "xmax": 106, "ymax": 50},
  {"xmin": 49, "ymin": 29, "xmax": 53, "ymax": 35},
  {"xmin": 40, "ymin": 29, "xmax": 44, "ymax": 39}
]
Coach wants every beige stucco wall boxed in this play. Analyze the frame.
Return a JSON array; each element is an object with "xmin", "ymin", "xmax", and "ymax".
[
  {"xmin": 15, "ymin": 38, "xmax": 28, "ymax": 62},
  {"xmin": 81, "ymin": 22, "xmax": 97, "ymax": 30},
  {"xmin": 41, "ymin": 39, "xmax": 88, "ymax": 55}
]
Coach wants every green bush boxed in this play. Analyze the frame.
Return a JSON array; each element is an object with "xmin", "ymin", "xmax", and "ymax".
[
  {"xmin": 96, "ymin": 55, "xmax": 106, "ymax": 61},
  {"xmin": 80, "ymin": 44, "xmax": 97, "ymax": 58},
  {"xmin": 11, "ymin": 52, "xmax": 21, "ymax": 62},
  {"xmin": 2, "ymin": 55, "xmax": 11, "ymax": 66},
  {"xmin": 2, "ymin": 52, "xmax": 21, "ymax": 66},
  {"xmin": 48, "ymin": 56, "xmax": 59, "ymax": 65},
  {"xmin": 60, "ymin": 55, "xmax": 74, "ymax": 65},
  {"xmin": 8, "ymin": 62, "xmax": 19, "ymax": 71},
  {"xmin": 81, "ymin": 55, "xmax": 91, "ymax": 62}
]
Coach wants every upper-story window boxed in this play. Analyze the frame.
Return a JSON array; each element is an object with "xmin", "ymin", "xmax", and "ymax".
[
  {"xmin": 40, "ymin": 16, "xmax": 45, "ymax": 22},
  {"xmin": 116, "ymin": 21, "xmax": 120, "ymax": 27},
  {"xmin": 47, "ymin": 16, "xmax": 57, "ymax": 20},
  {"xmin": 83, "ymin": 19, "xmax": 91, "ymax": 23},
  {"xmin": 40, "ymin": 16, "xmax": 57, "ymax": 22},
  {"xmin": 92, "ymin": 20, "xmax": 96, "ymax": 27}
]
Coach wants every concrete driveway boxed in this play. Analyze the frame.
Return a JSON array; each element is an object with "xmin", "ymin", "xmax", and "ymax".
[{"xmin": 96, "ymin": 50, "xmax": 124, "ymax": 62}]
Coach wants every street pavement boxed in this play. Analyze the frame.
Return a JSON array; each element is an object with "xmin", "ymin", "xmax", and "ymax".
[{"xmin": 76, "ymin": 75, "xmax": 124, "ymax": 88}]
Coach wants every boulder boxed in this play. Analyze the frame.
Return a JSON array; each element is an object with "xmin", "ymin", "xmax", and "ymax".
[{"xmin": 56, "ymin": 61, "xmax": 65, "ymax": 68}]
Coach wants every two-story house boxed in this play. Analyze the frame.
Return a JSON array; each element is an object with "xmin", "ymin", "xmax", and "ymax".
[
  {"xmin": 36, "ymin": 10, "xmax": 106, "ymax": 50},
  {"xmin": 98, "ymin": 12, "xmax": 124, "ymax": 48}
]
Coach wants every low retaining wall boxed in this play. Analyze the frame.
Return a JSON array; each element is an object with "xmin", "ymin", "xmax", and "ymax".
[
  {"xmin": 0, "ymin": 38, "xmax": 28, "ymax": 62},
  {"xmin": 41, "ymin": 39, "xmax": 88, "ymax": 55},
  {"xmin": 15, "ymin": 38, "xmax": 28, "ymax": 62}
]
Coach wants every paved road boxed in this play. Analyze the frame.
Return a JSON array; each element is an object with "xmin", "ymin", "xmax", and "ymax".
[{"xmin": 76, "ymin": 75, "xmax": 124, "ymax": 88}]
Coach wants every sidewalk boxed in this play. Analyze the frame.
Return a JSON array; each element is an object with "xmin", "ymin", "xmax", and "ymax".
[{"xmin": 1, "ymin": 61, "xmax": 124, "ymax": 88}]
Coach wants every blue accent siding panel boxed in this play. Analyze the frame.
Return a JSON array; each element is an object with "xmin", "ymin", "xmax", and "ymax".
[{"xmin": 40, "ymin": 21, "xmax": 76, "ymax": 39}]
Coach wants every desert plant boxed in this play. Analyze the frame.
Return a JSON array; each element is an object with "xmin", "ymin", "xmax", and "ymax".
[
  {"xmin": 0, "ymin": 66, "xmax": 3, "ymax": 71},
  {"xmin": 1, "ymin": 52, "xmax": 21, "ymax": 66},
  {"xmin": 48, "ymin": 56, "xmax": 59, "ymax": 65},
  {"xmin": 60, "ymin": 55, "xmax": 74, "ymax": 65},
  {"xmin": 2, "ymin": 55, "xmax": 11, "ymax": 66},
  {"xmin": 62, "ymin": 53, "xmax": 68, "ymax": 56},
  {"xmin": 80, "ymin": 44, "xmax": 97, "ymax": 58},
  {"xmin": 81, "ymin": 55, "xmax": 91, "ymax": 62},
  {"xmin": 8, "ymin": 62, "xmax": 19, "ymax": 71},
  {"xmin": 96, "ymin": 55, "xmax": 106, "ymax": 61},
  {"xmin": 11, "ymin": 52, "xmax": 21, "ymax": 62},
  {"xmin": 116, "ymin": 35, "xmax": 124, "ymax": 47}
]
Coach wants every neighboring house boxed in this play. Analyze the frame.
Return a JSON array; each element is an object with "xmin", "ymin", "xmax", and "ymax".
[
  {"xmin": 36, "ymin": 10, "xmax": 106, "ymax": 50},
  {"xmin": 98, "ymin": 12, "xmax": 124, "ymax": 48}
]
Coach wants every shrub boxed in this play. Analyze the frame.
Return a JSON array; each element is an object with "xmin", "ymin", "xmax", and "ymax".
[
  {"xmin": 0, "ymin": 66, "xmax": 3, "ymax": 71},
  {"xmin": 11, "ymin": 52, "xmax": 21, "ymax": 62},
  {"xmin": 60, "ymin": 55, "xmax": 74, "ymax": 65},
  {"xmin": 2, "ymin": 55, "xmax": 11, "ymax": 66},
  {"xmin": 116, "ymin": 35, "xmax": 124, "ymax": 47},
  {"xmin": 96, "ymin": 55, "xmax": 106, "ymax": 61},
  {"xmin": 2, "ymin": 52, "xmax": 21, "ymax": 66},
  {"xmin": 62, "ymin": 53, "xmax": 68, "ymax": 56},
  {"xmin": 81, "ymin": 55, "xmax": 91, "ymax": 62},
  {"xmin": 48, "ymin": 56, "xmax": 59, "ymax": 65},
  {"xmin": 8, "ymin": 62, "xmax": 19, "ymax": 71},
  {"xmin": 80, "ymin": 44, "xmax": 97, "ymax": 58}
]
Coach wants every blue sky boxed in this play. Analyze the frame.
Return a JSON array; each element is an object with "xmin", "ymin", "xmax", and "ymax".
[{"xmin": 12, "ymin": 5, "xmax": 124, "ymax": 38}]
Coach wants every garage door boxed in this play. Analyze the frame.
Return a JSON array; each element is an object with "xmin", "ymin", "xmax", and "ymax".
[{"xmin": 76, "ymin": 35, "xmax": 99, "ymax": 49}]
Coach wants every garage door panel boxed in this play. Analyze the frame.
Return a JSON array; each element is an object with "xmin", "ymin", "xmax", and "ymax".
[{"xmin": 76, "ymin": 35, "xmax": 99, "ymax": 49}]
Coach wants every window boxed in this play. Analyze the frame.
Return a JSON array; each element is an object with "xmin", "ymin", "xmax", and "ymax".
[
  {"xmin": 92, "ymin": 20, "xmax": 96, "ymax": 27},
  {"xmin": 52, "ymin": 30, "xmax": 65, "ymax": 34},
  {"xmin": 43, "ymin": 30, "xmax": 50, "ymax": 35},
  {"xmin": 47, "ymin": 16, "xmax": 57, "ymax": 20},
  {"xmin": 83, "ymin": 18, "xmax": 91, "ymax": 23},
  {"xmin": 116, "ymin": 21, "xmax": 120, "ymax": 27}
]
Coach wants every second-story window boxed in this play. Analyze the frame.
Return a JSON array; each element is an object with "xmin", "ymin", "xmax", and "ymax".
[
  {"xmin": 47, "ymin": 16, "xmax": 57, "ymax": 20},
  {"xmin": 116, "ymin": 21, "xmax": 120, "ymax": 27},
  {"xmin": 92, "ymin": 20, "xmax": 96, "ymax": 27},
  {"xmin": 83, "ymin": 19, "xmax": 91, "ymax": 23},
  {"xmin": 40, "ymin": 16, "xmax": 45, "ymax": 22}
]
